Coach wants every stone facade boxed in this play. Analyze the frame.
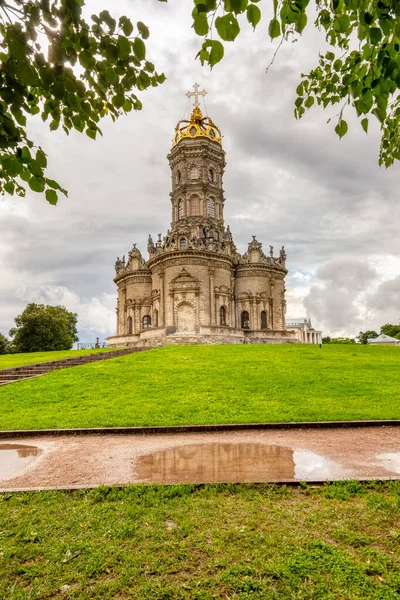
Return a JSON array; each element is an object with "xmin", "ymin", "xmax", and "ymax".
[{"xmin": 107, "ymin": 97, "xmax": 298, "ymax": 347}]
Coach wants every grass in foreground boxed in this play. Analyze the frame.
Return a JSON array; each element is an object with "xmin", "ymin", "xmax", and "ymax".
[
  {"xmin": 1, "ymin": 481, "xmax": 400, "ymax": 599},
  {"xmin": 0, "ymin": 348, "xmax": 115, "ymax": 370},
  {"xmin": 0, "ymin": 345, "xmax": 399, "ymax": 430}
]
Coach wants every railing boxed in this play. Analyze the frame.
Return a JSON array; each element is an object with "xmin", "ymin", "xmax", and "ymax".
[{"xmin": 77, "ymin": 342, "xmax": 107, "ymax": 349}]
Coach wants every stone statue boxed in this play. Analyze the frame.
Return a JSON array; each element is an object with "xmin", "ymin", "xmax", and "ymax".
[{"xmin": 269, "ymin": 245, "xmax": 274, "ymax": 257}]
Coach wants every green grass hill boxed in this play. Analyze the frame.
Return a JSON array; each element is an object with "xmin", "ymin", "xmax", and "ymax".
[{"xmin": 0, "ymin": 344, "xmax": 399, "ymax": 431}]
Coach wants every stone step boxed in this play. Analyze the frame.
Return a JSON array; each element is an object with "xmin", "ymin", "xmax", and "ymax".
[{"xmin": 0, "ymin": 347, "xmax": 149, "ymax": 382}]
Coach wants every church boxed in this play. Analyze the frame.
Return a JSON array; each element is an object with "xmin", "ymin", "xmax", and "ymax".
[{"xmin": 107, "ymin": 86, "xmax": 299, "ymax": 347}]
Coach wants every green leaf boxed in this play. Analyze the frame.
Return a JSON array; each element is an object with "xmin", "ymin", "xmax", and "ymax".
[
  {"xmin": 45, "ymin": 189, "xmax": 58, "ymax": 205},
  {"xmin": 268, "ymin": 18, "xmax": 281, "ymax": 39},
  {"xmin": 246, "ymin": 4, "xmax": 261, "ymax": 29},
  {"xmin": 132, "ymin": 38, "xmax": 146, "ymax": 61},
  {"xmin": 46, "ymin": 179, "xmax": 62, "ymax": 190},
  {"xmin": 361, "ymin": 118, "xmax": 368, "ymax": 133},
  {"xmin": 296, "ymin": 12, "xmax": 307, "ymax": 34},
  {"xmin": 335, "ymin": 14, "xmax": 351, "ymax": 34},
  {"xmin": 29, "ymin": 177, "xmax": 45, "ymax": 193},
  {"xmin": 21, "ymin": 147, "xmax": 32, "ymax": 163},
  {"xmin": 215, "ymin": 14, "xmax": 240, "ymax": 41},
  {"xmin": 118, "ymin": 36, "xmax": 131, "ymax": 60},
  {"xmin": 137, "ymin": 22, "xmax": 150, "ymax": 40},
  {"xmin": 105, "ymin": 67, "xmax": 117, "ymax": 85},
  {"xmin": 193, "ymin": 13, "xmax": 209, "ymax": 36},
  {"xmin": 20, "ymin": 169, "xmax": 31, "ymax": 182},
  {"xmin": 335, "ymin": 119, "xmax": 348, "ymax": 139},
  {"xmin": 4, "ymin": 181, "xmax": 15, "ymax": 195},
  {"xmin": 36, "ymin": 149, "xmax": 47, "ymax": 169},
  {"xmin": 305, "ymin": 96, "xmax": 314, "ymax": 108},
  {"xmin": 369, "ymin": 27, "xmax": 382, "ymax": 45},
  {"xmin": 112, "ymin": 93, "xmax": 125, "ymax": 108},
  {"xmin": 86, "ymin": 128, "xmax": 96, "ymax": 140},
  {"xmin": 209, "ymin": 40, "xmax": 224, "ymax": 67},
  {"xmin": 119, "ymin": 16, "xmax": 134, "ymax": 36},
  {"xmin": 79, "ymin": 51, "xmax": 96, "ymax": 69}
]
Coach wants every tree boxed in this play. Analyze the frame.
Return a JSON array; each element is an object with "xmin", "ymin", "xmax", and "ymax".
[
  {"xmin": 322, "ymin": 336, "xmax": 331, "ymax": 344},
  {"xmin": 192, "ymin": 0, "xmax": 400, "ymax": 167},
  {"xmin": 357, "ymin": 330, "xmax": 378, "ymax": 345},
  {"xmin": 0, "ymin": 332, "xmax": 12, "ymax": 354},
  {"xmin": 328, "ymin": 337, "xmax": 356, "ymax": 344},
  {"xmin": 380, "ymin": 323, "xmax": 400, "ymax": 339},
  {"xmin": 0, "ymin": 1, "xmax": 165, "ymax": 204},
  {"xmin": 9, "ymin": 303, "xmax": 79, "ymax": 352}
]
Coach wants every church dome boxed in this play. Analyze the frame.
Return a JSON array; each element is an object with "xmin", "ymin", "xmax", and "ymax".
[{"xmin": 172, "ymin": 106, "xmax": 222, "ymax": 147}]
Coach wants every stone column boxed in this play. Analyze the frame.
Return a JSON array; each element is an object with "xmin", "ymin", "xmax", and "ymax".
[
  {"xmin": 121, "ymin": 285, "xmax": 126, "ymax": 334},
  {"xmin": 131, "ymin": 301, "xmax": 136, "ymax": 334},
  {"xmin": 159, "ymin": 272, "xmax": 165, "ymax": 326},
  {"xmin": 209, "ymin": 269, "xmax": 215, "ymax": 325},
  {"xmin": 195, "ymin": 290, "xmax": 200, "ymax": 328},
  {"xmin": 269, "ymin": 299, "xmax": 274, "ymax": 329},
  {"xmin": 249, "ymin": 294, "xmax": 255, "ymax": 330}
]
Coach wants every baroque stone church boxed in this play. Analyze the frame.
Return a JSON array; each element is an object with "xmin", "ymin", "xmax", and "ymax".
[{"xmin": 107, "ymin": 86, "xmax": 298, "ymax": 347}]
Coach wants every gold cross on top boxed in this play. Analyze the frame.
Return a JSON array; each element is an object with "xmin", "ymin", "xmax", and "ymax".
[{"xmin": 186, "ymin": 83, "xmax": 207, "ymax": 108}]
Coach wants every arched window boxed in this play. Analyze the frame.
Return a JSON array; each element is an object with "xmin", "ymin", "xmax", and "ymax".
[
  {"xmin": 208, "ymin": 168, "xmax": 214, "ymax": 183},
  {"xmin": 190, "ymin": 195, "xmax": 201, "ymax": 216},
  {"xmin": 127, "ymin": 316, "xmax": 133, "ymax": 334},
  {"xmin": 176, "ymin": 170, "xmax": 181, "ymax": 184},
  {"xmin": 142, "ymin": 315, "xmax": 151, "ymax": 329},
  {"xmin": 180, "ymin": 238, "xmax": 187, "ymax": 249},
  {"xmin": 241, "ymin": 311, "xmax": 250, "ymax": 329},
  {"xmin": 207, "ymin": 198, "xmax": 215, "ymax": 217},
  {"xmin": 154, "ymin": 309, "xmax": 159, "ymax": 328},
  {"xmin": 220, "ymin": 306, "xmax": 227, "ymax": 326},
  {"xmin": 178, "ymin": 199, "xmax": 184, "ymax": 219},
  {"xmin": 261, "ymin": 311, "xmax": 267, "ymax": 329}
]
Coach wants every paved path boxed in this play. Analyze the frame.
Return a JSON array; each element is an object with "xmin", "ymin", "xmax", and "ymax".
[{"xmin": 1, "ymin": 426, "xmax": 399, "ymax": 491}]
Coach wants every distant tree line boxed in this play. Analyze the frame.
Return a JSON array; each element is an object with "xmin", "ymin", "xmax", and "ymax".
[
  {"xmin": 323, "ymin": 323, "xmax": 400, "ymax": 345},
  {"xmin": 0, "ymin": 304, "xmax": 78, "ymax": 354}
]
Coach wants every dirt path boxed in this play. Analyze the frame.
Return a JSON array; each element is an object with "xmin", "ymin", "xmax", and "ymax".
[{"xmin": 1, "ymin": 426, "xmax": 400, "ymax": 491}]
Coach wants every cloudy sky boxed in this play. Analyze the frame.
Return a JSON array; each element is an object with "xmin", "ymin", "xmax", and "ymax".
[{"xmin": 1, "ymin": 0, "xmax": 399, "ymax": 343}]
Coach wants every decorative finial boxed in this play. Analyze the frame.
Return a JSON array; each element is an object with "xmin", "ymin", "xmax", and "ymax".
[{"xmin": 186, "ymin": 83, "xmax": 207, "ymax": 108}]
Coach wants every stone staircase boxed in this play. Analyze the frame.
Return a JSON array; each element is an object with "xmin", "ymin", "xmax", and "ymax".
[{"xmin": 0, "ymin": 347, "xmax": 150, "ymax": 386}]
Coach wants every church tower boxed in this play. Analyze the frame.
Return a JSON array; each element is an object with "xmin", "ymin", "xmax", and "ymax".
[
  {"xmin": 109, "ymin": 85, "xmax": 295, "ymax": 346},
  {"xmin": 168, "ymin": 89, "xmax": 226, "ymax": 246}
]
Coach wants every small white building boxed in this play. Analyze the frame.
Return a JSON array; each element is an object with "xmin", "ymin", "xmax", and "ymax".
[
  {"xmin": 368, "ymin": 333, "xmax": 400, "ymax": 346},
  {"xmin": 286, "ymin": 318, "xmax": 322, "ymax": 345}
]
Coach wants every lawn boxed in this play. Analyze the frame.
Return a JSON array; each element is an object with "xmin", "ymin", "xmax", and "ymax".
[
  {"xmin": 1, "ymin": 481, "xmax": 400, "ymax": 599},
  {"xmin": 0, "ymin": 344, "xmax": 399, "ymax": 431},
  {"xmin": 0, "ymin": 348, "xmax": 114, "ymax": 370}
]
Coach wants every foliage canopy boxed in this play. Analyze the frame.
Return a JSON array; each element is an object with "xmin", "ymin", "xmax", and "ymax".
[
  {"xmin": 381, "ymin": 322, "xmax": 400, "ymax": 339},
  {"xmin": 9, "ymin": 302, "xmax": 79, "ymax": 352},
  {"xmin": 0, "ymin": 332, "xmax": 12, "ymax": 354},
  {"xmin": 356, "ymin": 330, "xmax": 378, "ymax": 344},
  {"xmin": 0, "ymin": 0, "xmax": 164, "ymax": 204},
  {"xmin": 192, "ymin": 0, "xmax": 400, "ymax": 167}
]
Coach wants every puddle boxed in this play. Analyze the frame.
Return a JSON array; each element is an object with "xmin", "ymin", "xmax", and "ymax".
[
  {"xmin": 377, "ymin": 453, "xmax": 400, "ymax": 475},
  {"xmin": 135, "ymin": 443, "xmax": 345, "ymax": 484},
  {"xmin": 0, "ymin": 444, "xmax": 40, "ymax": 479}
]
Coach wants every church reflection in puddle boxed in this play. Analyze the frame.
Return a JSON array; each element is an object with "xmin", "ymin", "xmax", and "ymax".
[
  {"xmin": 135, "ymin": 443, "xmax": 345, "ymax": 484},
  {"xmin": 0, "ymin": 444, "xmax": 40, "ymax": 480}
]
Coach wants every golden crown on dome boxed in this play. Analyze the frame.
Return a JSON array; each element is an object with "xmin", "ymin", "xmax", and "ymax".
[{"xmin": 172, "ymin": 83, "xmax": 222, "ymax": 147}]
